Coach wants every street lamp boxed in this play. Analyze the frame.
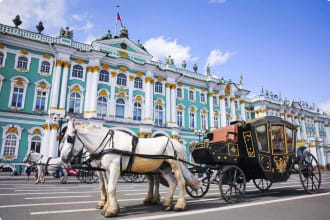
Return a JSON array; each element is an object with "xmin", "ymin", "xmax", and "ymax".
[{"xmin": 194, "ymin": 129, "xmax": 207, "ymax": 142}]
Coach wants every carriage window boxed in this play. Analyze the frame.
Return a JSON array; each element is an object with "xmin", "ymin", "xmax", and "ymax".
[
  {"xmin": 255, "ymin": 124, "xmax": 269, "ymax": 153},
  {"xmin": 286, "ymin": 127, "xmax": 294, "ymax": 152},
  {"xmin": 271, "ymin": 125, "xmax": 286, "ymax": 154}
]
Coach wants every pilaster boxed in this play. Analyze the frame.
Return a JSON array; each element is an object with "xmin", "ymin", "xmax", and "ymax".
[
  {"xmin": 128, "ymin": 75, "xmax": 134, "ymax": 119},
  {"xmin": 40, "ymin": 123, "xmax": 50, "ymax": 157},
  {"xmin": 170, "ymin": 84, "xmax": 177, "ymax": 127},
  {"xmin": 165, "ymin": 83, "xmax": 171, "ymax": 125},
  {"xmin": 240, "ymin": 99, "xmax": 246, "ymax": 121},
  {"xmin": 220, "ymin": 95, "xmax": 226, "ymax": 127},
  {"xmin": 209, "ymin": 91, "xmax": 215, "ymax": 130},
  {"xmin": 230, "ymin": 96, "xmax": 236, "ymax": 121},
  {"xmin": 58, "ymin": 61, "xmax": 70, "ymax": 113},
  {"xmin": 49, "ymin": 60, "xmax": 63, "ymax": 113},
  {"xmin": 48, "ymin": 123, "xmax": 59, "ymax": 158}
]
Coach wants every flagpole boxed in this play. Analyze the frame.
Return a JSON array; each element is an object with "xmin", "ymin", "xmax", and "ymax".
[{"xmin": 115, "ymin": 5, "xmax": 119, "ymax": 36}]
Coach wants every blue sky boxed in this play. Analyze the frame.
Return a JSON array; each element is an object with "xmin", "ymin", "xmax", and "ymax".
[{"xmin": 0, "ymin": 0, "xmax": 329, "ymax": 113}]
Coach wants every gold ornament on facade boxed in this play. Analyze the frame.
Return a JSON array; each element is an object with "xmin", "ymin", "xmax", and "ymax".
[
  {"xmin": 287, "ymin": 114, "xmax": 292, "ymax": 118},
  {"xmin": 102, "ymin": 64, "xmax": 111, "ymax": 69},
  {"xmin": 219, "ymin": 95, "xmax": 225, "ymax": 100},
  {"xmin": 226, "ymin": 113, "xmax": 231, "ymax": 118},
  {"xmin": 178, "ymin": 82, "xmax": 183, "ymax": 87},
  {"xmin": 93, "ymin": 66, "xmax": 100, "ymax": 72},
  {"xmin": 16, "ymin": 68, "xmax": 28, "ymax": 72},
  {"xmin": 171, "ymin": 135, "xmax": 179, "ymax": 140},
  {"xmin": 157, "ymin": 76, "xmax": 164, "ymax": 82},
  {"xmin": 74, "ymin": 59, "xmax": 84, "ymax": 64},
  {"xmin": 87, "ymin": 66, "xmax": 93, "ymax": 72},
  {"xmin": 0, "ymin": 43, "xmax": 4, "ymax": 49},
  {"xmin": 156, "ymin": 99, "xmax": 163, "ymax": 105},
  {"xmin": 294, "ymin": 116, "xmax": 299, "ymax": 119},
  {"xmin": 33, "ymin": 128, "xmax": 41, "ymax": 134},
  {"xmin": 118, "ymin": 92, "xmax": 125, "ymax": 98},
  {"xmin": 201, "ymin": 109, "xmax": 207, "ymax": 114},
  {"xmin": 135, "ymin": 96, "xmax": 142, "ymax": 102},
  {"xmin": 177, "ymin": 105, "xmax": 184, "ymax": 111},
  {"xmin": 6, "ymin": 127, "xmax": 19, "ymax": 135},
  {"xmin": 215, "ymin": 111, "xmax": 219, "ymax": 117},
  {"xmin": 165, "ymin": 83, "xmax": 171, "ymax": 88},
  {"xmin": 14, "ymin": 77, "xmax": 25, "ymax": 87},
  {"xmin": 138, "ymin": 132, "xmax": 152, "ymax": 138},
  {"xmin": 190, "ymin": 86, "xmax": 195, "ymax": 90},
  {"xmin": 136, "ymin": 71, "xmax": 144, "ymax": 77},
  {"xmin": 209, "ymin": 92, "xmax": 214, "ymax": 97},
  {"xmin": 111, "ymin": 72, "xmax": 117, "ymax": 77},
  {"xmin": 42, "ymin": 53, "xmax": 51, "ymax": 59},
  {"xmin": 56, "ymin": 60, "xmax": 63, "ymax": 66},
  {"xmin": 129, "ymin": 75, "xmax": 135, "ymax": 81},
  {"xmin": 240, "ymin": 100, "xmax": 246, "ymax": 104},
  {"xmin": 118, "ymin": 51, "xmax": 128, "ymax": 58},
  {"xmin": 190, "ymin": 107, "xmax": 195, "ymax": 113},
  {"xmin": 171, "ymin": 84, "xmax": 176, "ymax": 89},
  {"xmin": 50, "ymin": 124, "xmax": 59, "ymax": 130},
  {"xmin": 72, "ymin": 85, "xmax": 81, "ymax": 93},
  {"xmin": 99, "ymin": 90, "xmax": 108, "ymax": 97},
  {"xmin": 37, "ymin": 83, "xmax": 48, "ymax": 90},
  {"xmin": 201, "ymin": 88, "xmax": 206, "ymax": 92},
  {"xmin": 119, "ymin": 66, "xmax": 127, "ymax": 72},
  {"xmin": 20, "ymin": 49, "xmax": 29, "ymax": 55},
  {"xmin": 63, "ymin": 61, "xmax": 71, "ymax": 68},
  {"xmin": 230, "ymin": 97, "xmax": 235, "ymax": 102},
  {"xmin": 43, "ymin": 124, "xmax": 49, "ymax": 130},
  {"xmin": 3, "ymin": 156, "xmax": 14, "ymax": 161}
]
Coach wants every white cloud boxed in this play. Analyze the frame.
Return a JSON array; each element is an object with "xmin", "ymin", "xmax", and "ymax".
[
  {"xmin": 209, "ymin": 0, "xmax": 227, "ymax": 3},
  {"xmin": 72, "ymin": 12, "xmax": 88, "ymax": 22},
  {"xmin": 319, "ymin": 99, "xmax": 330, "ymax": 115},
  {"xmin": 191, "ymin": 56, "xmax": 200, "ymax": 62},
  {"xmin": 84, "ymin": 35, "xmax": 97, "ymax": 44},
  {"xmin": 204, "ymin": 49, "xmax": 234, "ymax": 70},
  {"xmin": 144, "ymin": 36, "xmax": 192, "ymax": 65},
  {"xmin": 73, "ymin": 21, "xmax": 94, "ymax": 31},
  {"xmin": 0, "ymin": 0, "xmax": 67, "ymax": 33}
]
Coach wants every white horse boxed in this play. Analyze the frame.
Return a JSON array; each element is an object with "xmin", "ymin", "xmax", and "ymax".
[
  {"xmin": 23, "ymin": 151, "xmax": 69, "ymax": 184},
  {"xmin": 60, "ymin": 120, "xmax": 199, "ymax": 217}
]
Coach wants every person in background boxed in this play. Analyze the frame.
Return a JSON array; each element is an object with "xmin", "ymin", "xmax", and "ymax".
[
  {"xmin": 18, "ymin": 165, "xmax": 23, "ymax": 176},
  {"xmin": 25, "ymin": 163, "xmax": 32, "ymax": 181}
]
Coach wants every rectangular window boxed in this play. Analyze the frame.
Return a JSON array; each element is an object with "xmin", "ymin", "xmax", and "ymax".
[
  {"xmin": 270, "ymin": 125, "xmax": 286, "ymax": 154},
  {"xmin": 214, "ymin": 116, "xmax": 218, "ymax": 128},
  {"xmin": 255, "ymin": 124, "xmax": 269, "ymax": 153},
  {"xmin": 177, "ymin": 111, "xmax": 183, "ymax": 127},
  {"xmin": 213, "ymin": 96, "xmax": 218, "ymax": 105},
  {"xmin": 189, "ymin": 91, "xmax": 194, "ymax": 101},
  {"xmin": 201, "ymin": 114, "xmax": 206, "ymax": 130},
  {"xmin": 200, "ymin": 93, "xmax": 205, "ymax": 103},
  {"xmin": 11, "ymin": 87, "xmax": 24, "ymax": 108},
  {"xmin": 235, "ymin": 100, "xmax": 239, "ymax": 109},
  {"xmin": 177, "ymin": 88, "xmax": 182, "ymax": 98}
]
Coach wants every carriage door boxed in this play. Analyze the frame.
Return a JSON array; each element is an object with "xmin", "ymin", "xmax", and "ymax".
[
  {"xmin": 270, "ymin": 124, "xmax": 289, "ymax": 176},
  {"xmin": 255, "ymin": 124, "xmax": 271, "ymax": 173}
]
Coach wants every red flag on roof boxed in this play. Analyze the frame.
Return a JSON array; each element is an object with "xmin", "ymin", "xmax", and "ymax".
[{"xmin": 117, "ymin": 12, "xmax": 123, "ymax": 27}]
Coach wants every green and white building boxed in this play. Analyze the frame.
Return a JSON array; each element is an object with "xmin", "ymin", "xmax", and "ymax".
[{"xmin": 0, "ymin": 22, "xmax": 329, "ymax": 171}]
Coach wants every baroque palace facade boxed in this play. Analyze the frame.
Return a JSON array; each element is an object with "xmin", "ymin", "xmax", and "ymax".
[{"xmin": 0, "ymin": 21, "xmax": 329, "ymax": 171}]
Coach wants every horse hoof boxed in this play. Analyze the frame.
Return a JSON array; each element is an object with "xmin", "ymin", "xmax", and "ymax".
[
  {"xmin": 163, "ymin": 206, "xmax": 172, "ymax": 211},
  {"xmin": 143, "ymin": 200, "xmax": 152, "ymax": 205},
  {"xmin": 96, "ymin": 206, "xmax": 103, "ymax": 209},
  {"xmin": 174, "ymin": 207, "xmax": 185, "ymax": 212},
  {"xmin": 101, "ymin": 210, "xmax": 105, "ymax": 215},
  {"xmin": 104, "ymin": 211, "xmax": 117, "ymax": 217},
  {"xmin": 151, "ymin": 199, "xmax": 160, "ymax": 205}
]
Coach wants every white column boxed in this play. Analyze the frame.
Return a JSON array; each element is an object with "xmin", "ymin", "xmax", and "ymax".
[
  {"xmin": 165, "ymin": 83, "xmax": 171, "ymax": 125},
  {"xmin": 315, "ymin": 119, "xmax": 320, "ymax": 139},
  {"xmin": 220, "ymin": 95, "xmax": 226, "ymax": 127},
  {"xmin": 84, "ymin": 66, "xmax": 93, "ymax": 118},
  {"xmin": 209, "ymin": 92, "xmax": 215, "ymax": 130},
  {"xmin": 89, "ymin": 66, "xmax": 100, "ymax": 118},
  {"xmin": 295, "ymin": 116, "xmax": 302, "ymax": 141},
  {"xmin": 109, "ymin": 72, "xmax": 116, "ymax": 118},
  {"xmin": 319, "ymin": 146, "xmax": 326, "ymax": 168},
  {"xmin": 40, "ymin": 124, "xmax": 50, "ymax": 157},
  {"xmin": 309, "ymin": 145, "xmax": 318, "ymax": 166},
  {"xmin": 49, "ymin": 60, "xmax": 62, "ymax": 112},
  {"xmin": 144, "ymin": 77, "xmax": 153, "ymax": 123},
  {"xmin": 170, "ymin": 84, "xmax": 177, "ymax": 126},
  {"xmin": 240, "ymin": 100, "xmax": 246, "ymax": 121},
  {"xmin": 48, "ymin": 124, "xmax": 59, "ymax": 158},
  {"xmin": 287, "ymin": 115, "xmax": 293, "ymax": 123},
  {"xmin": 230, "ymin": 97, "xmax": 236, "ymax": 121},
  {"xmin": 128, "ymin": 75, "xmax": 134, "ymax": 119},
  {"xmin": 301, "ymin": 117, "xmax": 307, "ymax": 141},
  {"xmin": 59, "ymin": 61, "xmax": 70, "ymax": 112},
  {"xmin": 325, "ymin": 124, "xmax": 330, "ymax": 145}
]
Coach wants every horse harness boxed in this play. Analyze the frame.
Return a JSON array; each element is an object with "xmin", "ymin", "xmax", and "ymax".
[{"xmin": 45, "ymin": 157, "xmax": 52, "ymax": 171}]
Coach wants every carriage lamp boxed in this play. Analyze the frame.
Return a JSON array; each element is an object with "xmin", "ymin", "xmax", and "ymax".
[{"xmin": 194, "ymin": 129, "xmax": 207, "ymax": 142}]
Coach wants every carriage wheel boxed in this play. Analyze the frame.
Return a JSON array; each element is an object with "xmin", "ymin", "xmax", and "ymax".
[
  {"xmin": 219, "ymin": 165, "xmax": 246, "ymax": 203},
  {"xmin": 253, "ymin": 179, "xmax": 272, "ymax": 191},
  {"xmin": 298, "ymin": 152, "xmax": 321, "ymax": 194},
  {"xmin": 185, "ymin": 168, "xmax": 210, "ymax": 198}
]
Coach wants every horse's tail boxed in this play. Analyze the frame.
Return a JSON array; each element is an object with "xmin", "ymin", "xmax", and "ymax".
[{"xmin": 171, "ymin": 139, "xmax": 200, "ymax": 191}]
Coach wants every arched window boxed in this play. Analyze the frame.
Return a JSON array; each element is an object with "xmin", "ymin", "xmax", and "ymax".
[
  {"xmin": 177, "ymin": 110, "xmax": 183, "ymax": 127},
  {"xmin": 117, "ymin": 73, "xmax": 127, "ymax": 86},
  {"xmin": 155, "ymin": 82, "xmax": 162, "ymax": 93},
  {"xmin": 11, "ymin": 87, "xmax": 24, "ymax": 108},
  {"xmin": 35, "ymin": 90, "xmax": 47, "ymax": 111},
  {"xmin": 68, "ymin": 92, "xmax": 81, "ymax": 113},
  {"xmin": 214, "ymin": 115, "xmax": 219, "ymax": 128},
  {"xmin": 116, "ymin": 99, "xmax": 125, "ymax": 118},
  {"xmin": 155, "ymin": 105, "xmax": 163, "ymax": 126},
  {"xmin": 201, "ymin": 113, "xmax": 207, "ymax": 130},
  {"xmin": 3, "ymin": 134, "xmax": 17, "ymax": 156},
  {"xmin": 97, "ymin": 96, "xmax": 107, "ymax": 119},
  {"xmin": 17, "ymin": 56, "xmax": 28, "ymax": 69},
  {"xmin": 189, "ymin": 111, "xmax": 195, "ymax": 129},
  {"xmin": 177, "ymin": 88, "xmax": 182, "ymax": 98},
  {"xmin": 40, "ymin": 61, "xmax": 50, "ymax": 74},
  {"xmin": 189, "ymin": 90, "xmax": 194, "ymax": 100},
  {"xmin": 200, "ymin": 93, "xmax": 205, "ymax": 103},
  {"xmin": 31, "ymin": 135, "xmax": 41, "ymax": 153},
  {"xmin": 99, "ymin": 70, "xmax": 109, "ymax": 82},
  {"xmin": 0, "ymin": 51, "xmax": 4, "ymax": 66},
  {"xmin": 134, "ymin": 77, "xmax": 143, "ymax": 89},
  {"xmin": 72, "ymin": 65, "xmax": 83, "ymax": 78},
  {"xmin": 133, "ymin": 102, "xmax": 142, "ymax": 121}
]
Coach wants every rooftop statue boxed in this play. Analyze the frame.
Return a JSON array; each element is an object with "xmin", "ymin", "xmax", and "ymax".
[
  {"xmin": 181, "ymin": 60, "xmax": 187, "ymax": 69},
  {"xmin": 193, "ymin": 63, "xmax": 198, "ymax": 72},
  {"xmin": 206, "ymin": 63, "xmax": 210, "ymax": 76},
  {"xmin": 60, "ymin": 26, "xmax": 73, "ymax": 39},
  {"xmin": 13, "ymin": 15, "xmax": 22, "ymax": 28},
  {"xmin": 165, "ymin": 55, "xmax": 174, "ymax": 65},
  {"xmin": 96, "ymin": 29, "xmax": 112, "ymax": 41}
]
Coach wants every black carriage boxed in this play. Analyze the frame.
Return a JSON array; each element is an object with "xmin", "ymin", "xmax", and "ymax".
[{"xmin": 187, "ymin": 116, "xmax": 321, "ymax": 203}]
